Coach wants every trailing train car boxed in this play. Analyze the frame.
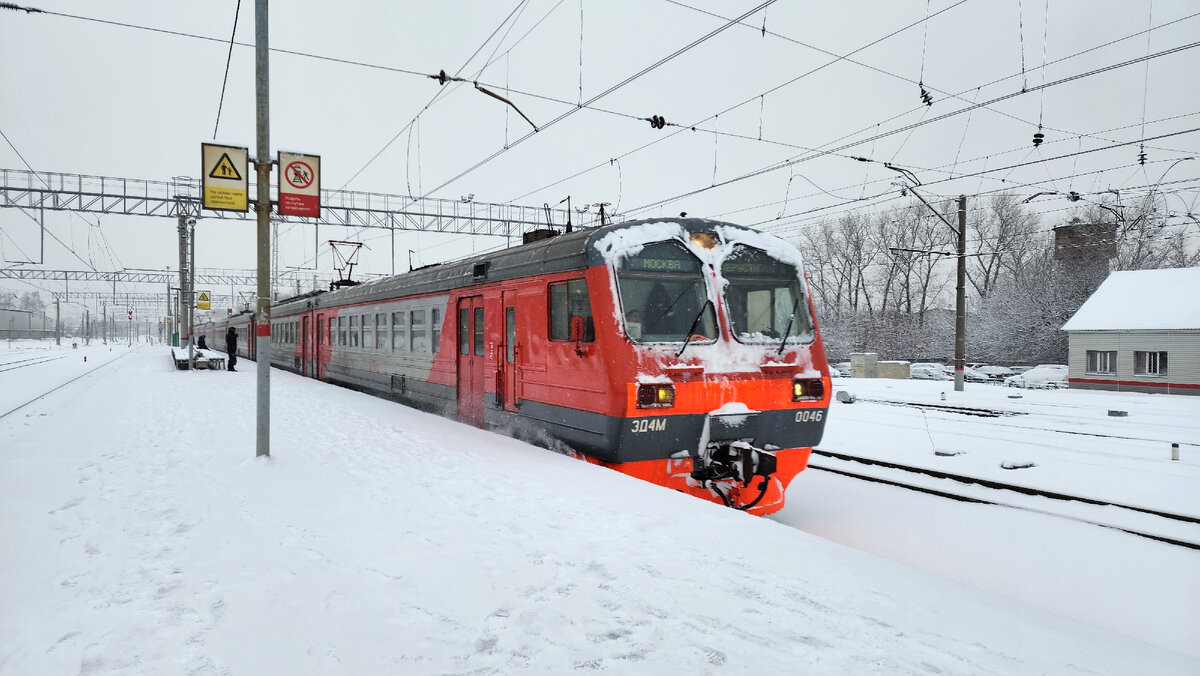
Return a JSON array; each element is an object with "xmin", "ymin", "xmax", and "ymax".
[{"xmin": 200, "ymin": 218, "xmax": 831, "ymax": 514}]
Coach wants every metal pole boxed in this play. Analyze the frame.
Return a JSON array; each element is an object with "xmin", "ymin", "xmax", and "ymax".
[
  {"xmin": 178, "ymin": 215, "xmax": 188, "ymax": 348},
  {"xmin": 255, "ymin": 0, "xmax": 272, "ymax": 457},
  {"xmin": 55, "ymin": 297, "xmax": 61, "ymax": 346},
  {"xmin": 102, "ymin": 302, "xmax": 107, "ymax": 345},
  {"xmin": 954, "ymin": 195, "xmax": 967, "ymax": 393},
  {"xmin": 189, "ymin": 220, "xmax": 196, "ymax": 368}
]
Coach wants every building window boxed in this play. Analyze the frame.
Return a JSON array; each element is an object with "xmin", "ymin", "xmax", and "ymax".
[
  {"xmin": 1134, "ymin": 351, "xmax": 1167, "ymax": 376},
  {"xmin": 548, "ymin": 279, "xmax": 595, "ymax": 341},
  {"xmin": 1085, "ymin": 350, "xmax": 1116, "ymax": 375},
  {"xmin": 392, "ymin": 311, "xmax": 407, "ymax": 351}
]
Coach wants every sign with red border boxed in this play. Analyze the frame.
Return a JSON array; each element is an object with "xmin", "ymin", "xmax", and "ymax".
[{"xmin": 278, "ymin": 152, "xmax": 320, "ymax": 217}]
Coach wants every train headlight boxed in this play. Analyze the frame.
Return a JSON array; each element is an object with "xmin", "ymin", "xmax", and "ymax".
[
  {"xmin": 636, "ymin": 383, "xmax": 675, "ymax": 408},
  {"xmin": 792, "ymin": 378, "xmax": 825, "ymax": 402}
]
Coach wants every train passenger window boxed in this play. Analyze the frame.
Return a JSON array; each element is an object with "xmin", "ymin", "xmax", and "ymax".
[
  {"xmin": 505, "ymin": 307, "xmax": 516, "ymax": 363},
  {"xmin": 363, "ymin": 314, "xmax": 375, "ymax": 349},
  {"xmin": 411, "ymin": 309, "xmax": 427, "ymax": 353},
  {"xmin": 375, "ymin": 313, "xmax": 387, "ymax": 350},
  {"xmin": 720, "ymin": 245, "xmax": 813, "ymax": 344},
  {"xmin": 350, "ymin": 315, "xmax": 360, "ymax": 348},
  {"xmin": 431, "ymin": 309, "xmax": 441, "ymax": 354},
  {"xmin": 392, "ymin": 311, "xmax": 407, "ymax": 351},
  {"xmin": 338, "ymin": 316, "xmax": 346, "ymax": 346},
  {"xmin": 318, "ymin": 318, "xmax": 325, "ymax": 344},
  {"xmin": 473, "ymin": 306, "xmax": 485, "ymax": 356},
  {"xmin": 459, "ymin": 308, "xmax": 469, "ymax": 355},
  {"xmin": 613, "ymin": 242, "xmax": 712, "ymax": 343},
  {"xmin": 548, "ymin": 279, "xmax": 595, "ymax": 342}
]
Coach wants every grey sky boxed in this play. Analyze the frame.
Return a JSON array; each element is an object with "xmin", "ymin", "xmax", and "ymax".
[{"xmin": 2, "ymin": 0, "xmax": 1197, "ymax": 317}]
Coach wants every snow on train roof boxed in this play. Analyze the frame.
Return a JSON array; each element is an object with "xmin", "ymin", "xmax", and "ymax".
[
  {"xmin": 590, "ymin": 218, "xmax": 805, "ymax": 270},
  {"xmin": 1061, "ymin": 267, "xmax": 1200, "ymax": 331}
]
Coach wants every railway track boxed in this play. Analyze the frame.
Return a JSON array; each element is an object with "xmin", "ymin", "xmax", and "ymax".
[
  {"xmin": 0, "ymin": 354, "xmax": 66, "ymax": 373},
  {"xmin": 808, "ymin": 448, "xmax": 1200, "ymax": 551},
  {"xmin": 0, "ymin": 349, "xmax": 134, "ymax": 421}
]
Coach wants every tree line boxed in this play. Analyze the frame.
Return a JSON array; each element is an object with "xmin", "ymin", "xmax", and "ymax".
[{"xmin": 795, "ymin": 192, "xmax": 1197, "ymax": 366}]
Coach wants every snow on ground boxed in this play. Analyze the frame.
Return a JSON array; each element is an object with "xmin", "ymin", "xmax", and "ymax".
[{"xmin": 1, "ymin": 341, "xmax": 1197, "ymax": 674}]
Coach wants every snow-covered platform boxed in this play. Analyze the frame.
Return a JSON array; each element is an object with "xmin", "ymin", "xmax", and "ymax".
[{"xmin": 2, "ymin": 342, "xmax": 1197, "ymax": 674}]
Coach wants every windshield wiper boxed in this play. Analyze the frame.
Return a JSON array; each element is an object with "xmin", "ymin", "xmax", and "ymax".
[
  {"xmin": 677, "ymin": 299, "xmax": 714, "ymax": 357},
  {"xmin": 777, "ymin": 297, "xmax": 801, "ymax": 355}
]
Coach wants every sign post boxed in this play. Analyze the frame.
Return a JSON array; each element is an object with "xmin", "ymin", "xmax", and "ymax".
[{"xmin": 278, "ymin": 152, "xmax": 321, "ymax": 218}]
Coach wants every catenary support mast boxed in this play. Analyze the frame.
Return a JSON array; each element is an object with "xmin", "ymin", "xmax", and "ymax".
[{"xmin": 254, "ymin": 0, "xmax": 271, "ymax": 458}]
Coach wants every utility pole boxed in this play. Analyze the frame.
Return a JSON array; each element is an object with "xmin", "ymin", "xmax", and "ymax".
[
  {"xmin": 102, "ymin": 302, "xmax": 107, "ymax": 345},
  {"xmin": 55, "ymin": 297, "xmax": 61, "ymax": 346},
  {"xmin": 954, "ymin": 195, "xmax": 967, "ymax": 393},
  {"xmin": 188, "ymin": 218, "xmax": 196, "ymax": 369},
  {"xmin": 254, "ymin": 0, "xmax": 272, "ymax": 458}
]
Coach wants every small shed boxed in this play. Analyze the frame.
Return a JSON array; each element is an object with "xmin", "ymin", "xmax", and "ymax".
[{"xmin": 1061, "ymin": 267, "xmax": 1200, "ymax": 395}]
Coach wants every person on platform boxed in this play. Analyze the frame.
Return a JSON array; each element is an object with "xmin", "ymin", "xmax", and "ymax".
[
  {"xmin": 197, "ymin": 334, "xmax": 208, "ymax": 350},
  {"xmin": 225, "ymin": 326, "xmax": 238, "ymax": 372}
]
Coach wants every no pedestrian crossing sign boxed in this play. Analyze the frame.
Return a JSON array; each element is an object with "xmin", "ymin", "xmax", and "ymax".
[
  {"xmin": 201, "ymin": 143, "xmax": 249, "ymax": 212},
  {"xmin": 278, "ymin": 151, "xmax": 320, "ymax": 217}
]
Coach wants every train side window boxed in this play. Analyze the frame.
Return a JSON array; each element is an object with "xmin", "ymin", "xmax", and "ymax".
[
  {"xmin": 459, "ymin": 308, "xmax": 469, "ymax": 355},
  {"xmin": 375, "ymin": 313, "xmax": 388, "ymax": 350},
  {"xmin": 338, "ymin": 316, "xmax": 346, "ymax": 346},
  {"xmin": 363, "ymin": 314, "xmax": 375, "ymax": 349},
  {"xmin": 505, "ymin": 306, "xmax": 516, "ymax": 363},
  {"xmin": 350, "ymin": 315, "xmax": 360, "ymax": 348},
  {"xmin": 473, "ymin": 306, "xmax": 485, "ymax": 356},
  {"xmin": 549, "ymin": 279, "xmax": 595, "ymax": 342},
  {"xmin": 318, "ymin": 318, "xmax": 325, "ymax": 344},
  {"xmin": 411, "ymin": 309, "xmax": 427, "ymax": 353},
  {"xmin": 431, "ymin": 308, "xmax": 442, "ymax": 354},
  {"xmin": 392, "ymin": 311, "xmax": 407, "ymax": 352}
]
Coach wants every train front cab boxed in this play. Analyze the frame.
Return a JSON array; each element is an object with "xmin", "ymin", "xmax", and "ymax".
[{"xmin": 585, "ymin": 224, "xmax": 832, "ymax": 515}]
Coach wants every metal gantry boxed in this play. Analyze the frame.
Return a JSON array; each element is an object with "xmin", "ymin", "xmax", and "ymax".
[{"xmin": 0, "ymin": 168, "xmax": 575, "ymax": 236}]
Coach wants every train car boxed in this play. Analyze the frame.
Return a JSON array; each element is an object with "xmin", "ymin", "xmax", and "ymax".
[{"xmin": 200, "ymin": 218, "xmax": 831, "ymax": 514}]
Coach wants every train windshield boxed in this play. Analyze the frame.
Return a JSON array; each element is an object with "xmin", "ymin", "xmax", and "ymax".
[
  {"xmin": 720, "ymin": 244, "xmax": 814, "ymax": 344},
  {"xmin": 614, "ymin": 241, "xmax": 717, "ymax": 343}
]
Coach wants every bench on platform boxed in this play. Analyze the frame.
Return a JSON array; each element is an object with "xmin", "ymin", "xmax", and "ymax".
[{"xmin": 171, "ymin": 349, "xmax": 226, "ymax": 371}]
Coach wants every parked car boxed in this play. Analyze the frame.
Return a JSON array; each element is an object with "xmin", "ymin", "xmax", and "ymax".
[
  {"xmin": 911, "ymin": 364, "xmax": 952, "ymax": 381},
  {"xmin": 976, "ymin": 365, "xmax": 1015, "ymax": 382},
  {"xmin": 962, "ymin": 366, "xmax": 992, "ymax": 383},
  {"xmin": 1008, "ymin": 365, "xmax": 1033, "ymax": 374},
  {"xmin": 1005, "ymin": 364, "xmax": 1068, "ymax": 389},
  {"xmin": 830, "ymin": 361, "xmax": 851, "ymax": 377}
]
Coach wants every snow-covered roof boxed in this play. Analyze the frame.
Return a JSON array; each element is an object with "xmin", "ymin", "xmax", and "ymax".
[{"xmin": 1061, "ymin": 267, "xmax": 1200, "ymax": 331}]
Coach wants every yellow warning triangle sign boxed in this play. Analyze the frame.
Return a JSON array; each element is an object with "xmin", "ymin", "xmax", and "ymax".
[
  {"xmin": 198, "ymin": 292, "xmax": 210, "ymax": 302},
  {"xmin": 208, "ymin": 153, "xmax": 243, "ymax": 181}
]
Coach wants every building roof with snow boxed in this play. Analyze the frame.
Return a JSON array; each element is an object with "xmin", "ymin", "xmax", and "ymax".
[{"xmin": 1061, "ymin": 267, "xmax": 1200, "ymax": 331}]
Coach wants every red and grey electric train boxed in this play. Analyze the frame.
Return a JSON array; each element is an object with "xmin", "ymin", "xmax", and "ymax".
[{"xmin": 199, "ymin": 218, "xmax": 831, "ymax": 514}]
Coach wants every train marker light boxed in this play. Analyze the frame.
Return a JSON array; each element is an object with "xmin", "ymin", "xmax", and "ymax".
[
  {"xmin": 637, "ymin": 383, "xmax": 675, "ymax": 408},
  {"xmin": 792, "ymin": 378, "xmax": 825, "ymax": 402},
  {"xmin": 689, "ymin": 231, "xmax": 720, "ymax": 250}
]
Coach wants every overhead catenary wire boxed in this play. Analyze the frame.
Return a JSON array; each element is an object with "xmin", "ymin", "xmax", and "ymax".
[{"xmin": 211, "ymin": 0, "xmax": 241, "ymax": 140}]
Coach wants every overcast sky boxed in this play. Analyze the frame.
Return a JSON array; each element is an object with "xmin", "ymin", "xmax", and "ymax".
[{"xmin": 2, "ymin": 0, "xmax": 1197, "ymax": 316}]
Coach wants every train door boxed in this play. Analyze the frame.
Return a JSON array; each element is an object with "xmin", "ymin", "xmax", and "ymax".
[
  {"xmin": 316, "ymin": 313, "xmax": 327, "ymax": 380},
  {"xmin": 456, "ymin": 296, "xmax": 486, "ymax": 426},
  {"xmin": 301, "ymin": 315, "xmax": 311, "ymax": 377},
  {"xmin": 501, "ymin": 290, "xmax": 519, "ymax": 412}
]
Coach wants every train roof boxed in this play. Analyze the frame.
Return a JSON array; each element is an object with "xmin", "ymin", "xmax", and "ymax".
[{"xmin": 274, "ymin": 218, "xmax": 781, "ymax": 313}]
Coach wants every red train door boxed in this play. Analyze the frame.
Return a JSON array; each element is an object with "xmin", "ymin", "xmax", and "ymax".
[
  {"xmin": 501, "ymin": 290, "xmax": 519, "ymax": 412},
  {"xmin": 316, "ymin": 313, "xmax": 327, "ymax": 380},
  {"xmin": 301, "ymin": 315, "xmax": 310, "ymax": 377},
  {"xmin": 457, "ymin": 297, "xmax": 485, "ymax": 426}
]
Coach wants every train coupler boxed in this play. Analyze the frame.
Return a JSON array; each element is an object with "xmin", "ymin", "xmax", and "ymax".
[{"xmin": 692, "ymin": 441, "xmax": 777, "ymax": 509}]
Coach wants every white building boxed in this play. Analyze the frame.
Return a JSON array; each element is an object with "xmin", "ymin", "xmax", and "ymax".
[{"xmin": 1061, "ymin": 267, "xmax": 1200, "ymax": 396}]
